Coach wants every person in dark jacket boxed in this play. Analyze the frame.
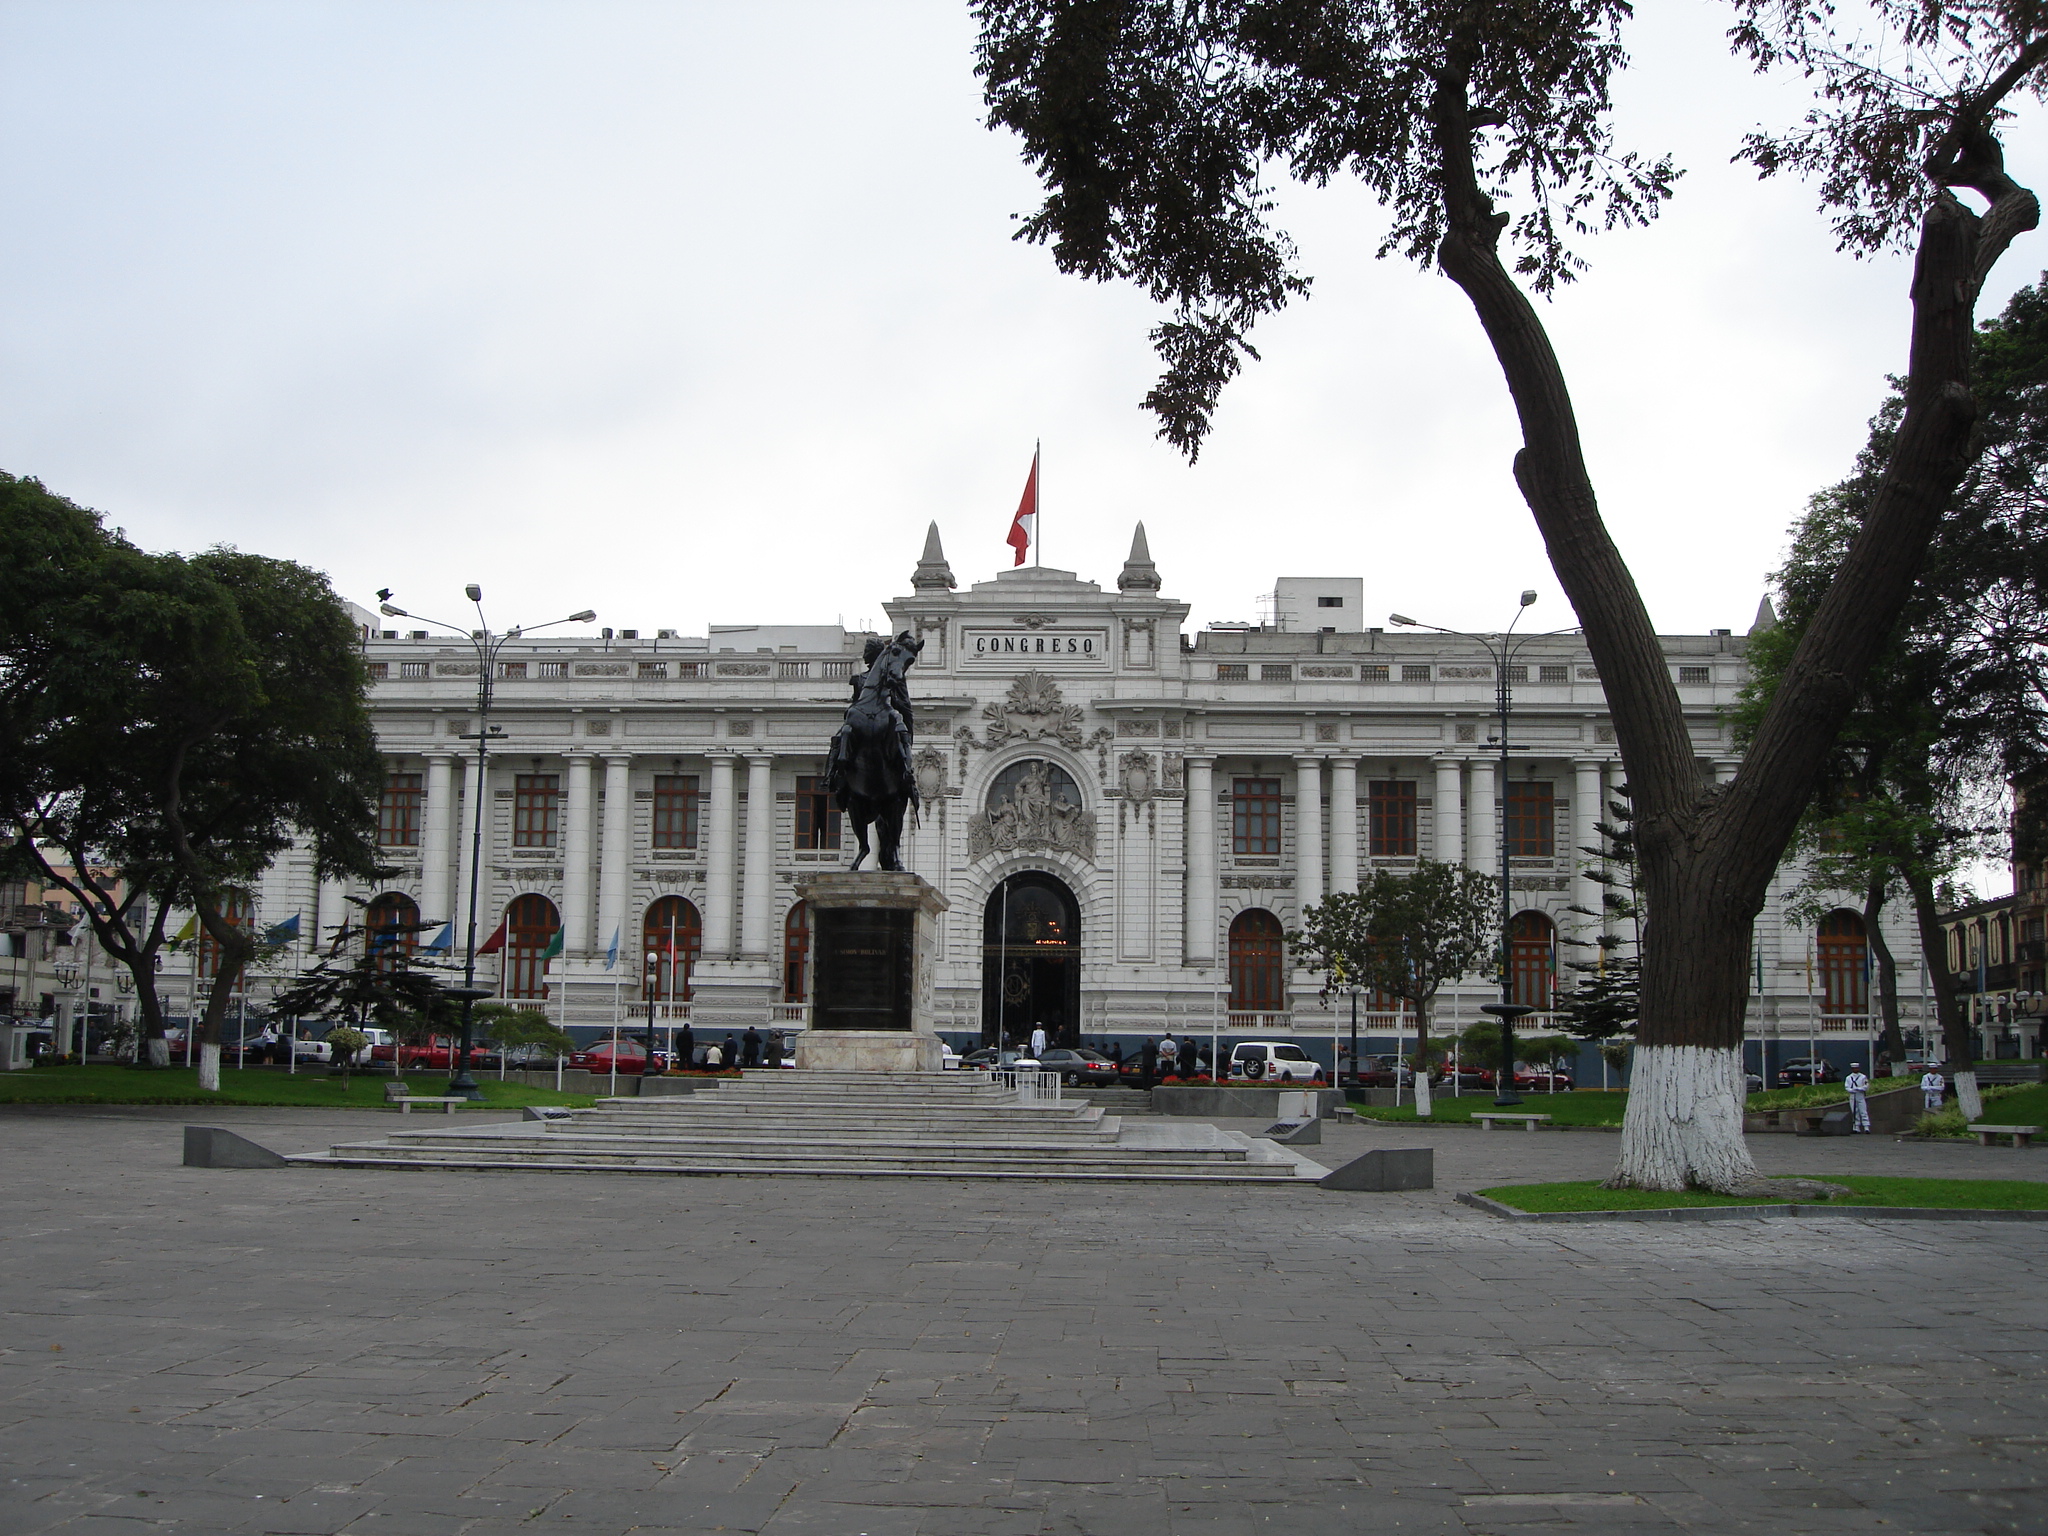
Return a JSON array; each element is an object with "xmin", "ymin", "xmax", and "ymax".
[
  {"xmin": 676, "ymin": 1024, "xmax": 696, "ymax": 1069},
  {"xmin": 742, "ymin": 1026, "xmax": 762, "ymax": 1067},
  {"xmin": 1140, "ymin": 1035, "xmax": 1158, "ymax": 1088},
  {"xmin": 722, "ymin": 1034, "xmax": 740, "ymax": 1070}
]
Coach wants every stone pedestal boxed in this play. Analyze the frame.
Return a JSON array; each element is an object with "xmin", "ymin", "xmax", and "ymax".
[{"xmin": 794, "ymin": 871, "xmax": 948, "ymax": 1072}]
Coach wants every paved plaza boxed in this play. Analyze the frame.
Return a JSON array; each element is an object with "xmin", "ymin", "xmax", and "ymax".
[{"xmin": 2, "ymin": 1105, "xmax": 2045, "ymax": 1535}]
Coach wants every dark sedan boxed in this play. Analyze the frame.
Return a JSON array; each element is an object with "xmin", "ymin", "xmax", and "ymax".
[
  {"xmin": 1032, "ymin": 1047, "xmax": 1123, "ymax": 1086},
  {"xmin": 1776, "ymin": 1058, "xmax": 1838, "ymax": 1087}
]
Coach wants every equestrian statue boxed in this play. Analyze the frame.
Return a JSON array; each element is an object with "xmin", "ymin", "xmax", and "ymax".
[{"xmin": 825, "ymin": 630, "xmax": 924, "ymax": 872}]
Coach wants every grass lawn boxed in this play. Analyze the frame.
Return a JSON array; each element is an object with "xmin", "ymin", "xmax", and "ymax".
[
  {"xmin": 1968, "ymin": 1083, "xmax": 2048, "ymax": 1126},
  {"xmin": 1353, "ymin": 1091, "xmax": 1629, "ymax": 1128},
  {"xmin": 1476, "ymin": 1174, "xmax": 2048, "ymax": 1213},
  {"xmin": 0, "ymin": 1064, "xmax": 595, "ymax": 1109}
]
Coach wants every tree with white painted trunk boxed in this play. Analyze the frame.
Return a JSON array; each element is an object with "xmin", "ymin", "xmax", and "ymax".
[{"xmin": 975, "ymin": 0, "xmax": 2045, "ymax": 1188}]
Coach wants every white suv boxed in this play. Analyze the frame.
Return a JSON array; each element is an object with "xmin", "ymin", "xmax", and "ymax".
[{"xmin": 1229, "ymin": 1041, "xmax": 1327, "ymax": 1083}]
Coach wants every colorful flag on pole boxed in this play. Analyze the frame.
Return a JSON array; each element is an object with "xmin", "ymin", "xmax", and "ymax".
[
  {"xmin": 422, "ymin": 922, "xmax": 453, "ymax": 955},
  {"xmin": 172, "ymin": 913, "xmax": 198, "ymax": 943},
  {"xmin": 540, "ymin": 929, "xmax": 564, "ymax": 962},
  {"xmin": 477, "ymin": 917, "xmax": 508, "ymax": 955},
  {"xmin": 1006, "ymin": 444, "xmax": 1039, "ymax": 567},
  {"xmin": 261, "ymin": 914, "xmax": 301, "ymax": 945},
  {"xmin": 605, "ymin": 926, "xmax": 620, "ymax": 971}
]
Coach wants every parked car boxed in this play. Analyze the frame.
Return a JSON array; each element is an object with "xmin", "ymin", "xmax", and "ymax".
[
  {"xmin": 569, "ymin": 1041, "xmax": 670, "ymax": 1072},
  {"xmin": 1776, "ymin": 1058, "xmax": 1838, "ymax": 1086},
  {"xmin": 1229, "ymin": 1041, "xmax": 1327, "ymax": 1083},
  {"xmin": 1345, "ymin": 1054, "xmax": 1412, "ymax": 1088},
  {"xmin": 961, "ymin": 1047, "xmax": 1041, "ymax": 1070},
  {"xmin": 1744, "ymin": 1071, "xmax": 1764, "ymax": 1094},
  {"xmin": 1032, "ymin": 1047, "xmax": 1123, "ymax": 1086},
  {"xmin": 1513, "ymin": 1067, "xmax": 1575, "ymax": 1092}
]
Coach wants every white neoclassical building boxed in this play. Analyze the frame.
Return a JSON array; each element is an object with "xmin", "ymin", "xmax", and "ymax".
[{"xmin": 152, "ymin": 525, "xmax": 1935, "ymax": 1073}]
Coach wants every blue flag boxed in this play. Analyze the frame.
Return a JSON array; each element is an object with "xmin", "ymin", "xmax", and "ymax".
[
  {"xmin": 604, "ymin": 926, "xmax": 620, "ymax": 971},
  {"xmin": 423, "ymin": 922, "xmax": 454, "ymax": 955},
  {"xmin": 262, "ymin": 914, "xmax": 301, "ymax": 945}
]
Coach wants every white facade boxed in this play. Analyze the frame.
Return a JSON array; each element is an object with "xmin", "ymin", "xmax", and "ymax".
[{"xmin": 148, "ymin": 526, "xmax": 1934, "ymax": 1069}]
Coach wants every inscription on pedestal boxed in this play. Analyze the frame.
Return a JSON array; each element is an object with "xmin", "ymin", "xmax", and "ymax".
[{"xmin": 814, "ymin": 907, "xmax": 914, "ymax": 1032}]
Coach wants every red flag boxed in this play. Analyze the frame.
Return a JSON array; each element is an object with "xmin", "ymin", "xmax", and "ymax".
[
  {"xmin": 1006, "ymin": 446, "xmax": 1038, "ymax": 566},
  {"xmin": 476, "ymin": 917, "xmax": 508, "ymax": 955}
]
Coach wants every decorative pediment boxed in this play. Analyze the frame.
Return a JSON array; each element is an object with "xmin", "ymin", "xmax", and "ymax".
[{"xmin": 982, "ymin": 671, "xmax": 1084, "ymax": 750}]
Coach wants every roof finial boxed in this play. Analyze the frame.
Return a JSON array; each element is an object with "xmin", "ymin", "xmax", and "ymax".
[
  {"xmin": 1749, "ymin": 595, "xmax": 1778, "ymax": 635},
  {"xmin": 912, "ymin": 521, "xmax": 955, "ymax": 592},
  {"xmin": 1118, "ymin": 521, "xmax": 1161, "ymax": 593}
]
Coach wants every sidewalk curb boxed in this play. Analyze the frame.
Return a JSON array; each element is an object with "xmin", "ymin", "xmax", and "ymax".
[{"xmin": 1456, "ymin": 1191, "xmax": 2048, "ymax": 1223}]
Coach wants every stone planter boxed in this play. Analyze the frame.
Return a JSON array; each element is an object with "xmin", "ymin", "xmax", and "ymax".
[{"xmin": 1150, "ymin": 1085, "xmax": 1345, "ymax": 1119}]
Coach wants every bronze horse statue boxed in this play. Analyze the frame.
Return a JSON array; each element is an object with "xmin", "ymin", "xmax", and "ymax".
[{"xmin": 825, "ymin": 630, "xmax": 923, "ymax": 871}]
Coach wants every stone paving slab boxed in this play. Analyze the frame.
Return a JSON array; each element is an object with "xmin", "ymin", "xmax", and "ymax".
[{"xmin": 0, "ymin": 1104, "xmax": 2044, "ymax": 1534}]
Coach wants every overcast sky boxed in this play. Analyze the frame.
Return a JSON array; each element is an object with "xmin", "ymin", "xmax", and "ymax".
[{"xmin": 2, "ymin": 0, "xmax": 2041, "ymax": 647}]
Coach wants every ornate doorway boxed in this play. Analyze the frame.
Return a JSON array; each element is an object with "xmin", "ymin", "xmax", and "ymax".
[{"xmin": 982, "ymin": 872, "xmax": 1081, "ymax": 1048}]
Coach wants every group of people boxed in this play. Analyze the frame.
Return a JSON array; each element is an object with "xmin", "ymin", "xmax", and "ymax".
[
  {"xmin": 1841, "ymin": 1062, "xmax": 1949, "ymax": 1133},
  {"xmin": 1007, "ymin": 1025, "xmax": 1214, "ymax": 1083},
  {"xmin": 666, "ymin": 1024, "xmax": 787, "ymax": 1071}
]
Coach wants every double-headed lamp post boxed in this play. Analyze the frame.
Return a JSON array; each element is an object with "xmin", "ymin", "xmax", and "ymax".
[
  {"xmin": 377, "ymin": 587, "xmax": 595, "ymax": 1099},
  {"xmin": 1391, "ymin": 593, "xmax": 1580, "ymax": 1108}
]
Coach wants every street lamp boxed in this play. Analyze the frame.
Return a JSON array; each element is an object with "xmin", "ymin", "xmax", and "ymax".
[
  {"xmin": 1392, "ymin": 593, "xmax": 1579, "ymax": 1107},
  {"xmin": 378, "ymin": 587, "xmax": 595, "ymax": 1099}
]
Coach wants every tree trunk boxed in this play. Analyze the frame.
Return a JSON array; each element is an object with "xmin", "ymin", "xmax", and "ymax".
[
  {"xmin": 1865, "ymin": 878, "xmax": 1905, "ymax": 1066},
  {"xmin": 1411, "ymin": 993, "xmax": 1433, "ymax": 1117},
  {"xmin": 1426, "ymin": 58, "xmax": 2035, "ymax": 1190},
  {"xmin": 1903, "ymin": 865, "xmax": 1980, "ymax": 1119}
]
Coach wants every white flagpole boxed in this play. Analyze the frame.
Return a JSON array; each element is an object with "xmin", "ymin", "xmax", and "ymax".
[{"xmin": 1034, "ymin": 439, "xmax": 1042, "ymax": 568}]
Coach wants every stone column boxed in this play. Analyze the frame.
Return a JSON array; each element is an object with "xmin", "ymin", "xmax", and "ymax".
[
  {"xmin": 1467, "ymin": 756, "xmax": 1496, "ymax": 878},
  {"xmin": 317, "ymin": 877, "xmax": 349, "ymax": 949},
  {"xmin": 705, "ymin": 754, "xmax": 738, "ymax": 959},
  {"xmin": 740, "ymin": 753, "xmax": 776, "ymax": 959},
  {"xmin": 1433, "ymin": 756, "xmax": 1464, "ymax": 865},
  {"xmin": 453, "ymin": 749, "xmax": 487, "ymax": 945},
  {"xmin": 595, "ymin": 754, "xmax": 633, "ymax": 963},
  {"xmin": 1184, "ymin": 755, "xmax": 1217, "ymax": 965},
  {"xmin": 1714, "ymin": 758, "xmax": 1739, "ymax": 785},
  {"xmin": 561, "ymin": 753, "xmax": 594, "ymax": 957},
  {"xmin": 1328, "ymin": 757, "xmax": 1359, "ymax": 895},
  {"xmin": 1574, "ymin": 758, "xmax": 1605, "ymax": 940},
  {"xmin": 420, "ymin": 753, "xmax": 456, "ymax": 926},
  {"xmin": 1294, "ymin": 757, "xmax": 1324, "ymax": 910}
]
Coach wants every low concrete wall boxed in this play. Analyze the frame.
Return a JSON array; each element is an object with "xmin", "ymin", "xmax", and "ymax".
[
  {"xmin": 1151, "ymin": 1086, "xmax": 1345, "ymax": 1119},
  {"xmin": 1745, "ymin": 1084, "xmax": 1921, "ymax": 1135}
]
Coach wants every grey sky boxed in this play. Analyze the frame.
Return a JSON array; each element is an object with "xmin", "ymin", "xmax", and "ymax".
[{"xmin": 2, "ymin": 0, "xmax": 2040, "ymax": 646}]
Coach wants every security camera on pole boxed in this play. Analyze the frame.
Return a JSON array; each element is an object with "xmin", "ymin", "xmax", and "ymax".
[{"xmin": 374, "ymin": 586, "xmax": 595, "ymax": 1099}]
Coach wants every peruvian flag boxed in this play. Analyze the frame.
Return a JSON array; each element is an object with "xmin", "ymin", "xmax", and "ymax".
[
  {"xmin": 476, "ymin": 916, "xmax": 508, "ymax": 955},
  {"xmin": 1006, "ymin": 445, "xmax": 1039, "ymax": 566}
]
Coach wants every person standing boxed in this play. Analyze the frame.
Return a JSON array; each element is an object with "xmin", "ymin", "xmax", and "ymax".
[
  {"xmin": 742, "ymin": 1025, "xmax": 762, "ymax": 1068},
  {"xmin": 1154, "ymin": 1034, "xmax": 1175, "ymax": 1083},
  {"xmin": 1921, "ymin": 1066, "xmax": 1946, "ymax": 1112},
  {"xmin": 1140, "ymin": 1035, "xmax": 1158, "ymax": 1087},
  {"xmin": 722, "ymin": 1033, "xmax": 741, "ymax": 1071},
  {"xmin": 1029, "ymin": 1023, "xmax": 1048, "ymax": 1059},
  {"xmin": 677, "ymin": 1023, "xmax": 696, "ymax": 1069},
  {"xmin": 1844, "ymin": 1063, "xmax": 1872, "ymax": 1133}
]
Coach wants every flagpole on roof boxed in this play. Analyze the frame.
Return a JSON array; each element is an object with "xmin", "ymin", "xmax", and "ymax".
[{"xmin": 1035, "ymin": 439, "xmax": 1042, "ymax": 568}]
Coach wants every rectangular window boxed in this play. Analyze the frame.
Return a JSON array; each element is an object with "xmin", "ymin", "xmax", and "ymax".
[
  {"xmin": 1505, "ymin": 665, "xmax": 1528, "ymax": 683},
  {"xmin": 652, "ymin": 775, "xmax": 700, "ymax": 849},
  {"xmin": 1538, "ymin": 664, "xmax": 1568, "ymax": 683},
  {"xmin": 1317, "ymin": 595, "xmax": 1344, "ymax": 608},
  {"xmin": 499, "ymin": 661, "xmax": 527, "ymax": 679},
  {"xmin": 1360, "ymin": 664, "xmax": 1389, "ymax": 682},
  {"xmin": 400, "ymin": 660, "xmax": 428, "ymax": 679},
  {"xmin": 537, "ymin": 660, "xmax": 568, "ymax": 678},
  {"xmin": 638, "ymin": 662, "xmax": 668, "ymax": 679},
  {"xmin": 365, "ymin": 662, "xmax": 389, "ymax": 680},
  {"xmin": 513, "ymin": 773, "xmax": 560, "ymax": 848},
  {"xmin": 794, "ymin": 775, "xmax": 841, "ymax": 849},
  {"xmin": 378, "ymin": 772, "xmax": 423, "ymax": 847},
  {"xmin": 1368, "ymin": 780, "xmax": 1417, "ymax": 856},
  {"xmin": 1261, "ymin": 664, "xmax": 1293, "ymax": 682},
  {"xmin": 1216, "ymin": 663, "xmax": 1248, "ymax": 682},
  {"xmin": 1504, "ymin": 781, "xmax": 1555, "ymax": 857},
  {"xmin": 1401, "ymin": 665, "xmax": 1431, "ymax": 683},
  {"xmin": 1232, "ymin": 777, "xmax": 1282, "ymax": 855},
  {"xmin": 1678, "ymin": 665, "xmax": 1711, "ymax": 685}
]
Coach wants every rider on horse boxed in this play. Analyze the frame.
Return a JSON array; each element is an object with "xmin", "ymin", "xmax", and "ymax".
[{"xmin": 824, "ymin": 631, "xmax": 924, "ymax": 871}]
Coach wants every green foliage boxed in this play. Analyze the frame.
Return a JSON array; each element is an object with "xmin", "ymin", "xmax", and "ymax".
[
  {"xmin": 1517, "ymin": 1033, "xmax": 1578, "ymax": 1069},
  {"xmin": 973, "ymin": 0, "xmax": 1675, "ymax": 456},
  {"xmin": 477, "ymin": 1007, "xmax": 576, "ymax": 1057},
  {"xmin": 1290, "ymin": 859, "xmax": 1499, "ymax": 1035},
  {"xmin": 1556, "ymin": 781, "xmax": 1641, "ymax": 1040},
  {"xmin": 0, "ymin": 1063, "xmax": 592, "ymax": 1109},
  {"xmin": 1480, "ymin": 1174, "xmax": 2048, "ymax": 1213}
]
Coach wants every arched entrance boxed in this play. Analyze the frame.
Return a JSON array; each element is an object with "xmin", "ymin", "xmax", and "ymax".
[
  {"xmin": 643, "ymin": 896, "xmax": 702, "ymax": 1004},
  {"xmin": 502, "ymin": 894, "xmax": 561, "ymax": 1000},
  {"xmin": 983, "ymin": 872, "xmax": 1080, "ymax": 1047},
  {"xmin": 1509, "ymin": 910, "xmax": 1556, "ymax": 1011},
  {"xmin": 1228, "ymin": 909, "xmax": 1287, "ymax": 1015}
]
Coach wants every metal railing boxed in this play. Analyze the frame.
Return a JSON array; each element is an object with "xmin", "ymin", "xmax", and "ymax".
[{"xmin": 990, "ymin": 1067, "xmax": 1062, "ymax": 1103}]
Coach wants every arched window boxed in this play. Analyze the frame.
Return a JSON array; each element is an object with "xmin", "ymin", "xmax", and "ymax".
[
  {"xmin": 643, "ymin": 897, "xmax": 701, "ymax": 1003},
  {"xmin": 783, "ymin": 902, "xmax": 810, "ymax": 1003},
  {"xmin": 1229, "ymin": 909, "xmax": 1287, "ymax": 1013},
  {"xmin": 1509, "ymin": 911, "xmax": 1556, "ymax": 1010},
  {"xmin": 502, "ymin": 894, "xmax": 561, "ymax": 1000},
  {"xmin": 1817, "ymin": 909, "xmax": 1869, "ymax": 1017},
  {"xmin": 196, "ymin": 889, "xmax": 254, "ymax": 979},
  {"xmin": 364, "ymin": 893, "xmax": 420, "ymax": 971}
]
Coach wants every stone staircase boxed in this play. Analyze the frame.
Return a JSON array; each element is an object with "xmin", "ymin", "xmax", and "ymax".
[
  {"xmin": 293, "ymin": 1072, "xmax": 1328, "ymax": 1183},
  {"xmin": 1073, "ymin": 1086, "xmax": 1159, "ymax": 1115}
]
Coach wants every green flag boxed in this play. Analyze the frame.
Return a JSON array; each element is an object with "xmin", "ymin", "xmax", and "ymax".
[{"xmin": 540, "ymin": 929, "xmax": 564, "ymax": 962}]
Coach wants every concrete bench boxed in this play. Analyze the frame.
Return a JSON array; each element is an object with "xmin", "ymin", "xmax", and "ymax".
[
  {"xmin": 1972, "ymin": 1124, "xmax": 2039, "ymax": 1148},
  {"xmin": 392, "ymin": 1096, "xmax": 466, "ymax": 1115},
  {"xmin": 1472, "ymin": 1113, "xmax": 1553, "ymax": 1132}
]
